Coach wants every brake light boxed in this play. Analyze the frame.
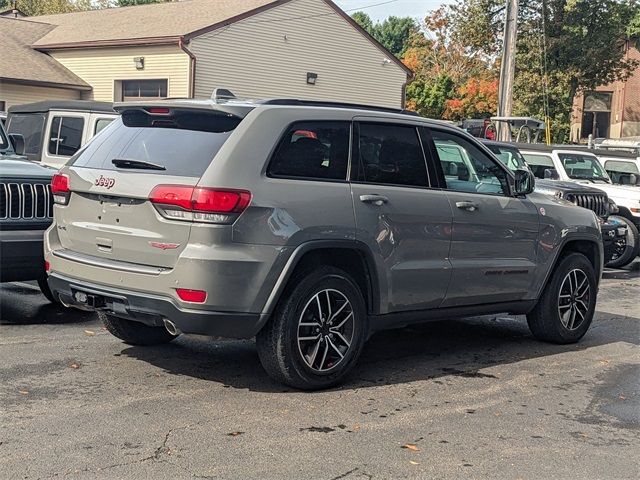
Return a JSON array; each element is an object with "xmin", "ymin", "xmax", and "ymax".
[
  {"xmin": 149, "ymin": 185, "xmax": 251, "ymax": 224},
  {"xmin": 175, "ymin": 288, "xmax": 207, "ymax": 303},
  {"xmin": 146, "ymin": 107, "xmax": 170, "ymax": 115},
  {"xmin": 51, "ymin": 173, "xmax": 70, "ymax": 205}
]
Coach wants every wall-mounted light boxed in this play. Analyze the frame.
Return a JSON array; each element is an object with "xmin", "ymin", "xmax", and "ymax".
[
  {"xmin": 134, "ymin": 57, "xmax": 145, "ymax": 70},
  {"xmin": 306, "ymin": 72, "xmax": 318, "ymax": 85},
  {"xmin": 382, "ymin": 58, "xmax": 391, "ymax": 65}
]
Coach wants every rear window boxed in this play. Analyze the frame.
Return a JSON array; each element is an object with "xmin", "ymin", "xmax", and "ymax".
[
  {"xmin": 70, "ymin": 109, "xmax": 241, "ymax": 177},
  {"xmin": 7, "ymin": 113, "xmax": 45, "ymax": 156},
  {"xmin": 522, "ymin": 153, "xmax": 554, "ymax": 179}
]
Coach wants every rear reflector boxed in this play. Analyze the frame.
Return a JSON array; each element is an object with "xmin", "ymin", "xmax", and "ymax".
[
  {"xmin": 149, "ymin": 185, "xmax": 251, "ymax": 224},
  {"xmin": 51, "ymin": 173, "xmax": 70, "ymax": 205},
  {"xmin": 175, "ymin": 288, "xmax": 207, "ymax": 303},
  {"xmin": 45, "ymin": 261, "xmax": 50, "ymax": 273}
]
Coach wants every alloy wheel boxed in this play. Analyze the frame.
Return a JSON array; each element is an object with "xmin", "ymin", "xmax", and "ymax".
[
  {"xmin": 557, "ymin": 269, "xmax": 590, "ymax": 331},
  {"xmin": 297, "ymin": 289, "xmax": 354, "ymax": 373}
]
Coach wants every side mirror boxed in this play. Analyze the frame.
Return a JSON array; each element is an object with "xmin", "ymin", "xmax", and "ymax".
[
  {"xmin": 8, "ymin": 133, "xmax": 25, "ymax": 156},
  {"xmin": 544, "ymin": 168, "xmax": 559, "ymax": 180},
  {"xmin": 514, "ymin": 168, "xmax": 535, "ymax": 196}
]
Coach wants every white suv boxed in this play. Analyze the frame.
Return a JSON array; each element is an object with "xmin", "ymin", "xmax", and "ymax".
[{"xmin": 520, "ymin": 145, "xmax": 640, "ymax": 243}]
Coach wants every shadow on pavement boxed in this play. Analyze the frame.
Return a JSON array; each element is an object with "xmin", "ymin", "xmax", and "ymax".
[
  {"xmin": 121, "ymin": 311, "xmax": 639, "ymax": 393},
  {"xmin": 0, "ymin": 282, "xmax": 95, "ymax": 325}
]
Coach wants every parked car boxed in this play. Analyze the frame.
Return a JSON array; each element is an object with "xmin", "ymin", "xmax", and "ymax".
[
  {"xmin": 483, "ymin": 140, "xmax": 636, "ymax": 268},
  {"xmin": 519, "ymin": 144, "xmax": 640, "ymax": 264},
  {"xmin": 5, "ymin": 100, "xmax": 117, "ymax": 168},
  {"xmin": 46, "ymin": 98, "xmax": 602, "ymax": 389},
  {"xmin": 594, "ymin": 149, "xmax": 640, "ymax": 187},
  {"xmin": 0, "ymin": 118, "xmax": 57, "ymax": 301}
]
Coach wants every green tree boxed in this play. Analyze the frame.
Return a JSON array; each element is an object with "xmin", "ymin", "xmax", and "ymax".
[
  {"xmin": 352, "ymin": 12, "xmax": 419, "ymax": 57},
  {"xmin": 448, "ymin": 0, "xmax": 639, "ymax": 141},
  {"xmin": 406, "ymin": 73, "xmax": 456, "ymax": 118}
]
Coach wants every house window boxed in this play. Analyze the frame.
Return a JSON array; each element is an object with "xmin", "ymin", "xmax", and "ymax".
[
  {"xmin": 120, "ymin": 79, "xmax": 168, "ymax": 101},
  {"xmin": 0, "ymin": 101, "xmax": 6, "ymax": 111}
]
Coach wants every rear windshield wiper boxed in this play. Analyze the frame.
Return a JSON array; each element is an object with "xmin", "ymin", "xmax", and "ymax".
[{"xmin": 112, "ymin": 158, "xmax": 166, "ymax": 171}]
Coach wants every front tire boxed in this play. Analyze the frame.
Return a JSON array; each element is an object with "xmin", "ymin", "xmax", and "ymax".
[
  {"xmin": 98, "ymin": 311, "xmax": 177, "ymax": 346},
  {"xmin": 527, "ymin": 253, "xmax": 597, "ymax": 344},
  {"xmin": 256, "ymin": 266, "xmax": 367, "ymax": 390}
]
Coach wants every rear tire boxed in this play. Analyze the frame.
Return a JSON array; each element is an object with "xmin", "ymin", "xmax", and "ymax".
[
  {"xmin": 605, "ymin": 216, "xmax": 639, "ymax": 268},
  {"xmin": 256, "ymin": 266, "xmax": 367, "ymax": 390},
  {"xmin": 38, "ymin": 277, "xmax": 59, "ymax": 304},
  {"xmin": 98, "ymin": 311, "xmax": 177, "ymax": 346},
  {"xmin": 527, "ymin": 253, "xmax": 597, "ymax": 344}
]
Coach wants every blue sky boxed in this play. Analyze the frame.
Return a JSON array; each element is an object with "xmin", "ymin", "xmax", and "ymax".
[{"xmin": 334, "ymin": 0, "xmax": 455, "ymax": 22}]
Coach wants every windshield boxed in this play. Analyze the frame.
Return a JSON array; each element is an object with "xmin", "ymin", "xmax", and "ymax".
[
  {"xmin": 485, "ymin": 144, "xmax": 528, "ymax": 172},
  {"xmin": 559, "ymin": 153, "xmax": 609, "ymax": 181},
  {"xmin": 6, "ymin": 113, "xmax": 46, "ymax": 157}
]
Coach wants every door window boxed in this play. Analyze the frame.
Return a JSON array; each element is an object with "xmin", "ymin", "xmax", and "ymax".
[
  {"xmin": 268, "ymin": 121, "xmax": 350, "ymax": 180},
  {"xmin": 6, "ymin": 113, "xmax": 45, "ymax": 156},
  {"xmin": 94, "ymin": 118, "xmax": 114, "ymax": 135},
  {"xmin": 431, "ymin": 130, "xmax": 509, "ymax": 195},
  {"xmin": 354, "ymin": 123, "xmax": 428, "ymax": 188},
  {"xmin": 48, "ymin": 116, "xmax": 84, "ymax": 156}
]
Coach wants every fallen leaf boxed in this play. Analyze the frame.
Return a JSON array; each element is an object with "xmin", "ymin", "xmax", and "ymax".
[
  {"xmin": 599, "ymin": 359, "xmax": 611, "ymax": 365},
  {"xmin": 352, "ymin": 424, "xmax": 360, "ymax": 431},
  {"xmin": 619, "ymin": 395, "xmax": 626, "ymax": 400},
  {"xmin": 69, "ymin": 362, "xmax": 81, "ymax": 369},
  {"xmin": 84, "ymin": 330, "xmax": 95, "ymax": 336},
  {"xmin": 402, "ymin": 444, "xmax": 420, "ymax": 452},
  {"xmin": 227, "ymin": 431, "xmax": 244, "ymax": 437},
  {"xmin": 18, "ymin": 390, "xmax": 29, "ymax": 395},
  {"xmin": 409, "ymin": 461, "xmax": 420, "ymax": 465}
]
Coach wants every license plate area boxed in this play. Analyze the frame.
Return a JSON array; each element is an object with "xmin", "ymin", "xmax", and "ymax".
[{"xmin": 70, "ymin": 285, "xmax": 128, "ymax": 314}]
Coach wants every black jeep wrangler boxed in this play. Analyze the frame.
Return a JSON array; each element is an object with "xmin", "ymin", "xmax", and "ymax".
[{"xmin": 0, "ymin": 120, "xmax": 56, "ymax": 301}]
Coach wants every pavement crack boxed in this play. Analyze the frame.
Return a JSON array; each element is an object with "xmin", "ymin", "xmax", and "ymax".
[{"xmin": 330, "ymin": 467, "xmax": 359, "ymax": 480}]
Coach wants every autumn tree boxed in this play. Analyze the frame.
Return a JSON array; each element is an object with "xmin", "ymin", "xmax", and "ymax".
[
  {"xmin": 448, "ymin": 0, "xmax": 639, "ymax": 141},
  {"xmin": 444, "ymin": 78, "xmax": 498, "ymax": 120}
]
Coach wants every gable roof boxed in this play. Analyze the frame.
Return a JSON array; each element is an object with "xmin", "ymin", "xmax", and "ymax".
[
  {"xmin": 0, "ymin": 17, "xmax": 90, "ymax": 89},
  {"xmin": 33, "ymin": 0, "xmax": 280, "ymax": 48},
  {"xmin": 31, "ymin": 0, "xmax": 411, "ymax": 76}
]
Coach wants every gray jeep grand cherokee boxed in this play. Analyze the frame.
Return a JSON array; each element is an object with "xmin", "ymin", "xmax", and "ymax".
[{"xmin": 45, "ymin": 98, "xmax": 603, "ymax": 389}]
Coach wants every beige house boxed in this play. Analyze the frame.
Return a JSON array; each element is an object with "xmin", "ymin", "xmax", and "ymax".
[{"xmin": 0, "ymin": 0, "xmax": 411, "ymax": 111}]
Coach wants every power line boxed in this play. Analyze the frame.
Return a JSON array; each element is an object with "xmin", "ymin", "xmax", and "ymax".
[{"xmin": 242, "ymin": 0, "xmax": 400, "ymax": 24}]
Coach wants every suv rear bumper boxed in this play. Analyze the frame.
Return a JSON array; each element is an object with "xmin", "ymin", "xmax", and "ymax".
[{"xmin": 48, "ymin": 273, "xmax": 267, "ymax": 338}]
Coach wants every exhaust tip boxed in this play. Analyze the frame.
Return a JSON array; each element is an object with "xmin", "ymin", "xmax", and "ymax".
[{"xmin": 163, "ymin": 318, "xmax": 181, "ymax": 336}]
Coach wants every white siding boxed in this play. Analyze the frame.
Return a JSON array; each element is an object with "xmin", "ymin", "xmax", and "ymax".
[
  {"xmin": 0, "ymin": 82, "xmax": 81, "ymax": 109},
  {"xmin": 51, "ymin": 45, "xmax": 190, "ymax": 102},
  {"xmin": 190, "ymin": 0, "xmax": 407, "ymax": 108}
]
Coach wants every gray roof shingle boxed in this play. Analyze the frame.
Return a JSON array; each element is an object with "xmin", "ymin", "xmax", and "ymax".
[{"xmin": 0, "ymin": 17, "xmax": 90, "ymax": 88}]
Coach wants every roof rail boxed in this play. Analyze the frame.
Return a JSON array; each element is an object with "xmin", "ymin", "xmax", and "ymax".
[{"xmin": 261, "ymin": 99, "xmax": 420, "ymax": 116}]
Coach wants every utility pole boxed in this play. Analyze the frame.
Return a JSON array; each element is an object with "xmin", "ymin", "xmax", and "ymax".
[{"xmin": 497, "ymin": 0, "xmax": 519, "ymax": 141}]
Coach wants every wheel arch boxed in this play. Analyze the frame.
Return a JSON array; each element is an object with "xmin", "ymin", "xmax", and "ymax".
[{"xmin": 260, "ymin": 240, "xmax": 381, "ymax": 318}]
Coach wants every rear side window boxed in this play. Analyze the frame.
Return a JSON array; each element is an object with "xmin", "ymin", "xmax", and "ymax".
[
  {"xmin": 94, "ymin": 118, "xmax": 114, "ymax": 135},
  {"xmin": 522, "ymin": 153, "xmax": 554, "ymax": 179},
  {"xmin": 49, "ymin": 116, "xmax": 84, "ymax": 156},
  {"xmin": 268, "ymin": 121, "xmax": 350, "ymax": 180},
  {"xmin": 354, "ymin": 123, "xmax": 428, "ymax": 188},
  {"xmin": 70, "ymin": 109, "xmax": 242, "ymax": 177},
  {"xmin": 6, "ymin": 113, "xmax": 45, "ymax": 156}
]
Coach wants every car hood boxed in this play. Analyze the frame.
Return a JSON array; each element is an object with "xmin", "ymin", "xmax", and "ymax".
[
  {"xmin": 535, "ymin": 179, "xmax": 607, "ymax": 195},
  {"xmin": 0, "ymin": 156, "xmax": 56, "ymax": 179}
]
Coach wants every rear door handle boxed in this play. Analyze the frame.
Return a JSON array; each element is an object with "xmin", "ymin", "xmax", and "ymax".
[
  {"xmin": 456, "ymin": 201, "xmax": 479, "ymax": 211},
  {"xmin": 359, "ymin": 194, "xmax": 388, "ymax": 206}
]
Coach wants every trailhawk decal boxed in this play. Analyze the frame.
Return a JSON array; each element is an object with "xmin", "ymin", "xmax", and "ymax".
[
  {"xmin": 95, "ymin": 175, "xmax": 116, "ymax": 189},
  {"xmin": 149, "ymin": 242, "xmax": 181, "ymax": 250}
]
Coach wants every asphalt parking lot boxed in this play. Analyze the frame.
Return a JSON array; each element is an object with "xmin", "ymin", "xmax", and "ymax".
[{"xmin": 1, "ymin": 262, "xmax": 639, "ymax": 480}]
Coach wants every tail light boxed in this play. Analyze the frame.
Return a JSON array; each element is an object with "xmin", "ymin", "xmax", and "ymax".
[
  {"xmin": 45, "ymin": 260, "xmax": 50, "ymax": 273},
  {"xmin": 51, "ymin": 173, "xmax": 71, "ymax": 205},
  {"xmin": 175, "ymin": 288, "xmax": 207, "ymax": 303},
  {"xmin": 149, "ymin": 185, "xmax": 251, "ymax": 224}
]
